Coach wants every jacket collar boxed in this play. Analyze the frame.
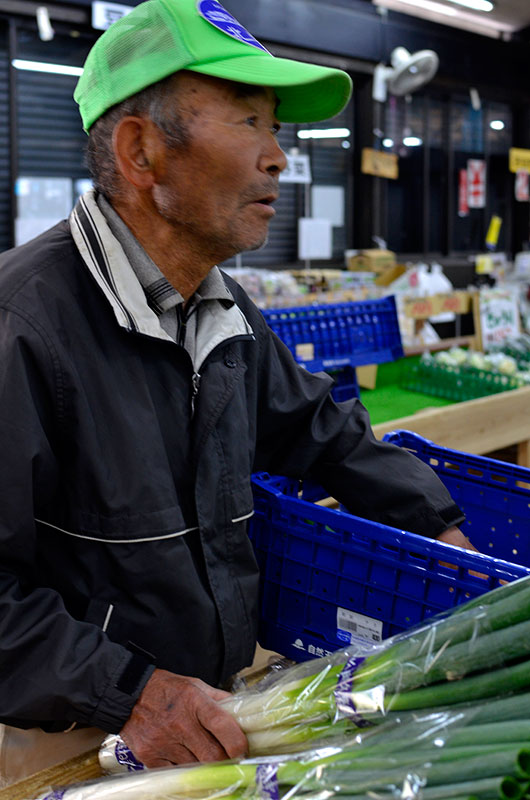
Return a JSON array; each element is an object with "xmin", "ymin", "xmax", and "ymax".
[{"xmin": 69, "ymin": 191, "xmax": 249, "ymax": 354}]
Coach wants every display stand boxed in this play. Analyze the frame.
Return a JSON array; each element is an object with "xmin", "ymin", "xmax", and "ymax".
[{"xmin": 372, "ymin": 385, "xmax": 530, "ymax": 467}]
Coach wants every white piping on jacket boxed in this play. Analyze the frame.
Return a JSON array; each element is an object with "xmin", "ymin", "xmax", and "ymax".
[
  {"xmin": 35, "ymin": 518, "xmax": 199, "ymax": 544},
  {"xmin": 35, "ymin": 513, "xmax": 253, "ymax": 542},
  {"xmin": 102, "ymin": 603, "xmax": 114, "ymax": 632},
  {"xmin": 231, "ymin": 510, "xmax": 254, "ymax": 523}
]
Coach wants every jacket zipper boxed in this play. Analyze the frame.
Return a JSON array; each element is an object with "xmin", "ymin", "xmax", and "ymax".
[
  {"xmin": 191, "ymin": 372, "xmax": 201, "ymax": 417},
  {"xmin": 177, "ymin": 305, "xmax": 201, "ymax": 417},
  {"xmin": 178, "ymin": 298, "xmax": 253, "ymax": 417}
]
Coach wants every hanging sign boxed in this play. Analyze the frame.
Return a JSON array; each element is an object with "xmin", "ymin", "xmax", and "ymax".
[
  {"xmin": 509, "ymin": 147, "xmax": 530, "ymax": 174},
  {"xmin": 403, "ymin": 291, "xmax": 471, "ymax": 320},
  {"xmin": 361, "ymin": 148, "xmax": 399, "ymax": 180},
  {"xmin": 515, "ymin": 170, "xmax": 530, "ymax": 202},
  {"xmin": 458, "ymin": 168, "xmax": 469, "ymax": 217},
  {"xmin": 467, "ymin": 159, "xmax": 486, "ymax": 208},
  {"xmin": 474, "ymin": 288, "xmax": 521, "ymax": 351},
  {"xmin": 92, "ymin": 1, "xmax": 133, "ymax": 30},
  {"xmin": 279, "ymin": 154, "xmax": 312, "ymax": 184}
]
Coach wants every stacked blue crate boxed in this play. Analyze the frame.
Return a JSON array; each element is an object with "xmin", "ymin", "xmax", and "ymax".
[{"xmin": 261, "ymin": 297, "xmax": 403, "ymax": 401}]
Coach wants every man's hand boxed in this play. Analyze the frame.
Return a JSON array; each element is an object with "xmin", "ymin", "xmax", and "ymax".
[
  {"xmin": 436, "ymin": 525, "xmax": 480, "ymax": 552},
  {"xmin": 436, "ymin": 525, "xmax": 500, "ymax": 581},
  {"xmin": 120, "ymin": 668, "xmax": 248, "ymax": 767}
]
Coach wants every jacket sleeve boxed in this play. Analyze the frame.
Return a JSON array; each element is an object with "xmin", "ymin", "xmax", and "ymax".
[
  {"xmin": 0, "ymin": 307, "xmax": 153, "ymax": 732},
  {"xmin": 250, "ymin": 309, "xmax": 463, "ymax": 538}
]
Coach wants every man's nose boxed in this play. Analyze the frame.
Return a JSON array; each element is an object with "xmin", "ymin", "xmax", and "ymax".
[{"xmin": 260, "ymin": 136, "xmax": 288, "ymax": 176}]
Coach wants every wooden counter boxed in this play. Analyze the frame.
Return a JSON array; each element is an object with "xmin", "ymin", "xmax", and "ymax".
[{"xmin": 0, "ymin": 747, "xmax": 101, "ymax": 800}]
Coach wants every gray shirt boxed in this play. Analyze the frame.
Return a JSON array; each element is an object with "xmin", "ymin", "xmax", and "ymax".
[{"xmin": 96, "ymin": 194, "xmax": 233, "ymax": 349}]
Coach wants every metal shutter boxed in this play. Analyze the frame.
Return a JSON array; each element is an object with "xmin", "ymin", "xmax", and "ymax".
[{"xmin": 0, "ymin": 24, "xmax": 10, "ymax": 253}]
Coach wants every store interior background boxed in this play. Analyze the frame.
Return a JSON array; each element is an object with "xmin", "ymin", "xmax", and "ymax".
[
  {"xmin": 1, "ymin": 0, "xmax": 530, "ymax": 465},
  {"xmin": 1, "ymin": 0, "xmax": 528, "ymax": 262}
]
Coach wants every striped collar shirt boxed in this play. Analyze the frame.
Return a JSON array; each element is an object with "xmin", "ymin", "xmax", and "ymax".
[{"xmin": 96, "ymin": 193, "xmax": 233, "ymax": 345}]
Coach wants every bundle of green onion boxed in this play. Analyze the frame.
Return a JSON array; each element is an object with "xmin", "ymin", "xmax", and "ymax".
[
  {"xmin": 219, "ymin": 573, "xmax": 530, "ymax": 754},
  {"xmin": 33, "ymin": 575, "xmax": 530, "ymax": 800},
  {"xmin": 34, "ymin": 698, "xmax": 530, "ymax": 800}
]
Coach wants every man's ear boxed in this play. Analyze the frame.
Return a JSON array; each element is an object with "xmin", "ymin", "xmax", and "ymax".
[{"xmin": 112, "ymin": 116, "xmax": 162, "ymax": 190}]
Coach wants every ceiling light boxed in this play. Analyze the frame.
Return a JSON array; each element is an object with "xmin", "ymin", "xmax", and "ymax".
[
  {"xmin": 383, "ymin": 138, "xmax": 394, "ymax": 147},
  {"xmin": 445, "ymin": 0, "xmax": 494, "ymax": 10},
  {"xmin": 12, "ymin": 59, "xmax": 83, "ymax": 76},
  {"xmin": 403, "ymin": 136, "xmax": 423, "ymax": 146},
  {"xmin": 379, "ymin": 0, "xmax": 458, "ymax": 17},
  {"xmin": 490, "ymin": 119, "xmax": 505, "ymax": 130},
  {"xmin": 297, "ymin": 128, "xmax": 351, "ymax": 140},
  {"xmin": 372, "ymin": 0, "xmax": 514, "ymax": 38}
]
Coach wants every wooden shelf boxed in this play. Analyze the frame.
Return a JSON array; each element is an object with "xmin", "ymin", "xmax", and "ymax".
[
  {"xmin": 372, "ymin": 385, "xmax": 530, "ymax": 467},
  {"xmin": 404, "ymin": 335, "xmax": 476, "ymax": 357}
]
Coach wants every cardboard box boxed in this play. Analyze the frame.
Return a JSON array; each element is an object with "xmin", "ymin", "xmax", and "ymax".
[
  {"xmin": 346, "ymin": 248, "xmax": 396, "ymax": 272},
  {"xmin": 374, "ymin": 263, "xmax": 406, "ymax": 287}
]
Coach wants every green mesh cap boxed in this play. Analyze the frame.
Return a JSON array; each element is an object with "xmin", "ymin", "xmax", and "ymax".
[{"xmin": 74, "ymin": 0, "xmax": 352, "ymax": 130}]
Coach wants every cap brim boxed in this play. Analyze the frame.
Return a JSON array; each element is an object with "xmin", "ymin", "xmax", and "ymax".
[{"xmin": 187, "ymin": 54, "xmax": 352, "ymax": 123}]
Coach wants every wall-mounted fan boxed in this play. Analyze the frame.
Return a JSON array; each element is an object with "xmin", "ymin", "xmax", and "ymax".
[{"xmin": 372, "ymin": 47, "xmax": 439, "ymax": 102}]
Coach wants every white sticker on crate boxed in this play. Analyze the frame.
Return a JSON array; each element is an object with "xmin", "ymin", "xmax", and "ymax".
[
  {"xmin": 337, "ymin": 607, "xmax": 383, "ymax": 644},
  {"xmin": 295, "ymin": 342, "xmax": 315, "ymax": 361}
]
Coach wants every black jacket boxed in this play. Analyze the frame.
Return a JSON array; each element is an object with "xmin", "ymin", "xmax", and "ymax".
[{"xmin": 0, "ymin": 193, "xmax": 462, "ymax": 733}]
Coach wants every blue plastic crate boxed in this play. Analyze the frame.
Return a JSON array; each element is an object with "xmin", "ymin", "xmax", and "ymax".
[
  {"xmin": 249, "ymin": 469, "xmax": 530, "ymax": 663},
  {"xmin": 261, "ymin": 297, "xmax": 403, "ymax": 373},
  {"xmin": 329, "ymin": 365, "xmax": 360, "ymax": 402},
  {"xmin": 383, "ymin": 430, "xmax": 530, "ymax": 566}
]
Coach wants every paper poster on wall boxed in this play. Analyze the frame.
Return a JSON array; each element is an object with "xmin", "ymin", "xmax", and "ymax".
[
  {"xmin": 311, "ymin": 185, "xmax": 344, "ymax": 227},
  {"xmin": 92, "ymin": 1, "xmax": 134, "ymax": 30},
  {"xmin": 515, "ymin": 170, "xmax": 529, "ymax": 202},
  {"xmin": 458, "ymin": 168, "xmax": 469, "ymax": 217},
  {"xmin": 475, "ymin": 287, "xmax": 520, "ymax": 351},
  {"xmin": 298, "ymin": 218, "xmax": 332, "ymax": 260},
  {"xmin": 15, "ymin": 177, "xmax": 73, "ymax": 246},
  {"xmin": 467, "ymin": 159, "xmax": 486, "ymax": 208},
  {"xmin": 279, "ymin": 154, "xmax": 312, "ymax": 184}
]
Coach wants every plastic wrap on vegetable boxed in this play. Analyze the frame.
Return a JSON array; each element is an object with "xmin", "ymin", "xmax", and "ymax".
[
  {"xmin": 29, "ymin": 702, "xmax": 530, "ymax": 800},
  {"xmin": 98, "ymin": 733, "xmax": 146, "ymax": 774},
  {"xmin": 220, "ymin": 574, "xmax": 530, "ymax": 752},
  {"xmin": 29, "ymin": 576, "xmax": 530, "ymax": 799}
]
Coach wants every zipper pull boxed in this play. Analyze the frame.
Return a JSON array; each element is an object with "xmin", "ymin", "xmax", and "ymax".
[{"xmin": 191, "ymin": 372, "xmax": 201, "ymax": 416}]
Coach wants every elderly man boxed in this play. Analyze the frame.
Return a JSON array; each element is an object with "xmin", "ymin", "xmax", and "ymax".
[{"xmin": 0, "ymin": 0, "xmax": 474, "ymax": 784}]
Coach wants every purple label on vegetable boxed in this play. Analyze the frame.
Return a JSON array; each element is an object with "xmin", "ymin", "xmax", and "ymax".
[
  {"xmin": 256, "ymin": 764, "xmax": 280, "ymax": 800},
  {"xmin": 197, "ymin": 0, "xmax": 269, "ymax": 52},
  {"xmin": 334, "ymin": 656, "xmax": 371, "ymax": 727},
  {"xmin": 40, "ymin": 791, "xmax": 67, "ymax": 799},
  {"xmin": 115, "ymin": 740, "xmax": 145, "ymax": 771}
]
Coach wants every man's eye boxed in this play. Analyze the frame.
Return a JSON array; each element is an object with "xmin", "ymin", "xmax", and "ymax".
[
  {"xmin": 244, "ymin": 116, "xmax": 258, "ymax": 127},
  {"xmin": 271, "ymin": 123, "xmax": 281, "ymax": 136}
]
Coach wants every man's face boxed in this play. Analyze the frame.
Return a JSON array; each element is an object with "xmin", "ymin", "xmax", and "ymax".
[{"xmin": 151, "ymin": 73, "xmax": 287, "ymax": 263}]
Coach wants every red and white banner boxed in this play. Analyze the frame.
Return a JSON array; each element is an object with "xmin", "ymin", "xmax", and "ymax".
[
  {"xmin": 515, "ymin": 170, "xmax": 529, "ymax": 202},
  {"xmin": 467, "ymin": 159, "xmax": 486, "ymax": 208},
  {"xmin": 458, "ymin": 168, "xmax": 469, "ymax": 217}
]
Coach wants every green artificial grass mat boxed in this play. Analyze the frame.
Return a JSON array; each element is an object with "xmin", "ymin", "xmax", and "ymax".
[
  {"xmin": 360, "ymin": 384, "xmax": 452, "ymax": 425},
  {"xmin": 358, "ymin": 356, "xmax": 453, "ymax": 425}
]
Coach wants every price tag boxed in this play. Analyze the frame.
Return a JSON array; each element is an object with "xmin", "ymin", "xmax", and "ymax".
[{"xmin": 337, "ymin": 607, "xmax": 383, "ymax": 645}]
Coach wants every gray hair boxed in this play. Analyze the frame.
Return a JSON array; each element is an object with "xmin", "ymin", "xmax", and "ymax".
[{"xmin": 85, "ymin": 74, "xmax": 189, "ymax": 200}]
